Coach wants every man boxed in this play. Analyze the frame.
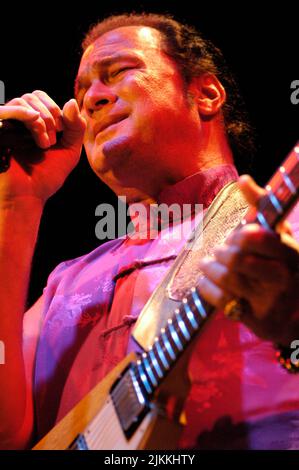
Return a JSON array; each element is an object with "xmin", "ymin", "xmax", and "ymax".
[{"xmin": 0, "ymin": 13, "xmax": 299, "ymax": 450}]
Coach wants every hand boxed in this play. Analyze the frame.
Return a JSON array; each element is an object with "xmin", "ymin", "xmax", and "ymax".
[
  {"xmin": 197, "ymin": 175, "xmax": 299, "ymax": 346},
  {"xmin": 0, "ymin": 90, "xmax": 86, "ymax": 204}
]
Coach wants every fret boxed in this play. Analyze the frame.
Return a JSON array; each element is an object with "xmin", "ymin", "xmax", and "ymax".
[
  {"xmin": 148, "ymin": 348, "xmax": 163, "ymax": 378},
  {"xmin": 255, "ymin": 191, "xmax": 288, "ymax": 227},
  {"xmin": 168, "ymin": 320, "xmax": 184, "ymax": 351},
  {"xmin": 154, "ymin": 338, "xmax": 170, "ymax": 370},
  {"xmin": 174, "ymin": 308, "xmax": 191, "ymax": 340},
  {"xmin": 244, "ymin": 145, "xmax": 299, "ymax": 230},
  {"xmin": 161, "ymin": 329, "xmax": 176, "ymax": 361},
  {"xmin": 279, "ymin": 166, "xmax": 297, "ymax": 194},
  {"xmin": 182, "ymin": 295, "xmax": 199, "ymax": 329},
  {"xmin": 275, "ymin": 183, "xmax": 294, "ymax": 205},
  {"xmin": 266, "ymin": 185, "xmax": 283, "ymax": 214},
  {"xmin": 136, "ymin": 360, "xmax": 153, "ymax": 394},
  {"xmin": 189, "ymin": 288, "xmax": 208, "ymax": 319},
  {"xmin": 175, "ymin": 298, "xmax": 204, "ymax": 342},
  {"xmin": 129, "ymin": 288, "xmax": 212, "ymax": 399},
  {"xmin": 129, "ymin": 363, "xmax": 148, "ymax": 400},
  {"xmin": 256, "ymin": 211, "xmax": 271, "ymax": 229},
  {"xmin": 172, "ymin": 308, "xmax": 192, "ymax": 346},
  {"xmin": 142, "ymin": 353, "xmax": 158, "ymax": 387},
  {"xmin": 252, "ymin": 207, "xmax": 273, "ymax": 228},
  {"xmin": 171, "ymin": 313, "xmax": 189, "ymax": 344},
  {"xmin": 129, "ymin": 367, "xmax": 146, "ymax": 405}
]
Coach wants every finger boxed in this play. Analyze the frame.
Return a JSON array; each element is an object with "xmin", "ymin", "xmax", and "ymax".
[
  {"xmin": 197, "ymin": 275, "xmax": 233, "ymax": 310},
  {"xmin": 234, "ymin": 255, "xmax": 292, "ymax": 287},
  {"xmin": 199, "ymin": 257, "xmax": 258, "ymax": 300},
  {"xmin": 215, "ymin": 251, "xmax": 290, "ymax": 288},
  {"xmin": 213, "ymin": 244, "xmax": 295, "ymax": 283},
  {"xmin": 213, "ymin": 244, "xmax": 241, "ymax": 269},
  {"xmin": 277, "ymin": 219, "xmax": 293, "ymax": 236},
  {"xmin": 32, "ymin": 90, "xmax": 64, "ymax": 131},
  {"xmin": 61, "ymin": 99, "xmax": 86, "ymax": 149},
  {"xmin": 225, "ymin": 224, "xmax": 294, "ymax": 262},
  {"xmin": 3, "ymin": 98, "xmax": 50, "ymax": 148},
  {"xmin": 21, "ymin": 93, "xmax": 57, "ymax": 145},
  {"xmin": 280, "ymin": 231, "xmax": 299, "ymax": 254},
  {"xmin": 238, "ymin": 174, "xmax": 266, "ymax": 206},
  {"xmin": 0, "ymin": 105, "xmax": 40, "ymax": 122}
]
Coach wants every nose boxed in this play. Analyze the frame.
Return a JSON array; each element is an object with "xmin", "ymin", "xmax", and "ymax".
[{"xmin": 84, "ymin": 81, "xmax": 117, "ymax": 117}]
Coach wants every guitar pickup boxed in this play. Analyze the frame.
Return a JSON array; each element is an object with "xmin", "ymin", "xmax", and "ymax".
[{"xmin": 110, "ymin": 363, "xmax": 151, "ymax": 439}]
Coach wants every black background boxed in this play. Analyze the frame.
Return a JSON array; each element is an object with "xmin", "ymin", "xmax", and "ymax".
[{"xmin": 1, "ymin": 1, "xmax": 298, "ymax": 307}]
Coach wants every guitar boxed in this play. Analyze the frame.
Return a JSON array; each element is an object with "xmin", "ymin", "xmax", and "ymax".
[{"xmin": 33, "ymin": 143, "xmax": 299, "ymax": 450}]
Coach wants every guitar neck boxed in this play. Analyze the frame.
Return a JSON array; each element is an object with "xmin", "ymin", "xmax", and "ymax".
[
  {"xmin": 245, "ymin": 144, "xmax": 299, "ymax": 228},
  {"xmin": 109, "ymin": 143, "xmax": 299, "ymax": 436}
]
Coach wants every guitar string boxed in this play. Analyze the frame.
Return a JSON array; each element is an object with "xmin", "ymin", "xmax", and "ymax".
[
  {"xmin": 88, "ymin": 397, "xmax": 138, "ymax": 449},
  {"xmin": 84, "ymin": 400, "xmax": 119, "ymax": 449}
]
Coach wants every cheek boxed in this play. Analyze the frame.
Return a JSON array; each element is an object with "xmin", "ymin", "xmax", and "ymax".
[
  {"xmin": 80, "ymin": 110, "xmax": 94, "ymax": 143},
  {"xmin": 83, "ymin": 141, "xmax": 93, "ymax": 165},
  {"xmin": 119, "ymin": 74, "xmax": 153, "ymax": 106},
  {"xmin": 122, "ymin": 72, "xmax": 178, "ymax": 108},
  {"xmin": 136, "ymin": 77, "xmax": 192, "ymax": 130}
]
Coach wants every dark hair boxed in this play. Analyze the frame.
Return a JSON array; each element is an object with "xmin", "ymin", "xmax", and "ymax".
[{"xmin": 82, "ymin": 12, "xmax": 255, "ymax": 173}]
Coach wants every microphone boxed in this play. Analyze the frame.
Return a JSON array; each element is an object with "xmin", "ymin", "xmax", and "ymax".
[
  {"xmin": 0, "ymin": 120, "xmax": 36, "ymax": 172},
  {"xmin": 0, "ymin": 119, "xmax": 63, "ymax": 172},
  {"xmin": 0, "ymin": 119, "xmax": 34, "ymax": 149}
]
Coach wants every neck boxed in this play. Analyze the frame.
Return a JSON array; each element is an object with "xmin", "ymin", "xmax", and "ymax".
[
  {"xmin": 110, "ymin": 125, "xmax": 234, "ymax": 205},
  {"xmin": 194, "ymin": 117, "xmax": 234, "ymax": 172}
]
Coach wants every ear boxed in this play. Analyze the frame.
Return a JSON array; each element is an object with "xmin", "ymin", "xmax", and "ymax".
[{"xmin": 190, "ymin": 73, "xmax": 226, "ymax": 117}]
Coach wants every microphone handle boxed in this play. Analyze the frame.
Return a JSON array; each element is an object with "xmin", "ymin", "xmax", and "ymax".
[
  {"xmin": 0, "ymin": 119, "xmax": 64, "ymax": 172},
  {"xmin": 0, "ymin": 119, "xmax": 34, "ymax": 149}
]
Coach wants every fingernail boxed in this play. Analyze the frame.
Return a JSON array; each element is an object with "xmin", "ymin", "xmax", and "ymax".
[
  {"xmin": 40, "ymin": 133, "xmax": 51, "ymax": 148},
  {"xmin": 55, "ymin": 117, "xmax": 63, "ymax": 132},
  {"xmin": 199, "ymin": 257, "xmax": 209, "ymax": 266},
  {"xmin": 48, "ymin": 130, "xmax": 57, "ymax": 145},
  {"xmin": 70, "ymin": 98, "xmax": 79, "ymax": 111},
  {"xmin": 27, "ymin": 110, "xmax": 40, "ymax": 119}
]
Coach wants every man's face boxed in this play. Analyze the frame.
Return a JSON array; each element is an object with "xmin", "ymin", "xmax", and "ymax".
[{"xmin": 76, "ymin": 26, "xmax": 203, "ymax": 202}]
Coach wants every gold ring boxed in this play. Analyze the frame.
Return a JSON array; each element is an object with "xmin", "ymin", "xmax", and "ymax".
[{"xmin": 224, "ymin": 299, "xmax": 246, "ymax": 321}]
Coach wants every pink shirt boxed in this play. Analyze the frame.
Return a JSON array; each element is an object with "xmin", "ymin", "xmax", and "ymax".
[{"xmin": 34, "ymin": 164, "xmax": 299, "ymax": 449}]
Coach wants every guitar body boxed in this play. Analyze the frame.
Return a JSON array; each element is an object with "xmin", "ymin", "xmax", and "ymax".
[{"xmin": 33, "ymin": 348, "xmax": 193, "ymax": 450}]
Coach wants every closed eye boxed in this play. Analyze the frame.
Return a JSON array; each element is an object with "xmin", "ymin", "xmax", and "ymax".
[{"xmin": 111, "ymin": 66, "xmax": 135, "ymax": 78}]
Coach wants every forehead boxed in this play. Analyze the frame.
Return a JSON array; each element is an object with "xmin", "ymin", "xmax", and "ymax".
[{"xmin": 78, "ymin": 25, "xmax": 163, "ymax": 73}]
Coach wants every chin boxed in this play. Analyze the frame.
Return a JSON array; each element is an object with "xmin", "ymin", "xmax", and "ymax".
[
  {"xmin": 103, "ymin": 133, "xmax": 131, "ymax": 154},
  {"xmin": 89, "ymin": 135, "xmax": 133, "ymax": 174}
]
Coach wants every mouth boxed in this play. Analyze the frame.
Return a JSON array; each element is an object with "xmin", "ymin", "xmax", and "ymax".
[{"xmin": 94, "ymin": 115, "xmax": 128, "ymax": 138}]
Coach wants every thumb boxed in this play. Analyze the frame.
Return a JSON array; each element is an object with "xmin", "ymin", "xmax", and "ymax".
[
  {"xmin": 238, "ymin": 174, "xmax": 266, "ymax": 207},
  {"xmin": 61, "ymin": 98, "xmax": 86, "ymax": 148}
]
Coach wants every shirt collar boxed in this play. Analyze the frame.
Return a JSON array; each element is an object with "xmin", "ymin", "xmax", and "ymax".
[
  {"xmin": 157, "ymin": 163, "xmax": 239, "ymax": 209},
  {"xmin": 127, "ymin": 163, "xmax": 239, "ymax": 237}
]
